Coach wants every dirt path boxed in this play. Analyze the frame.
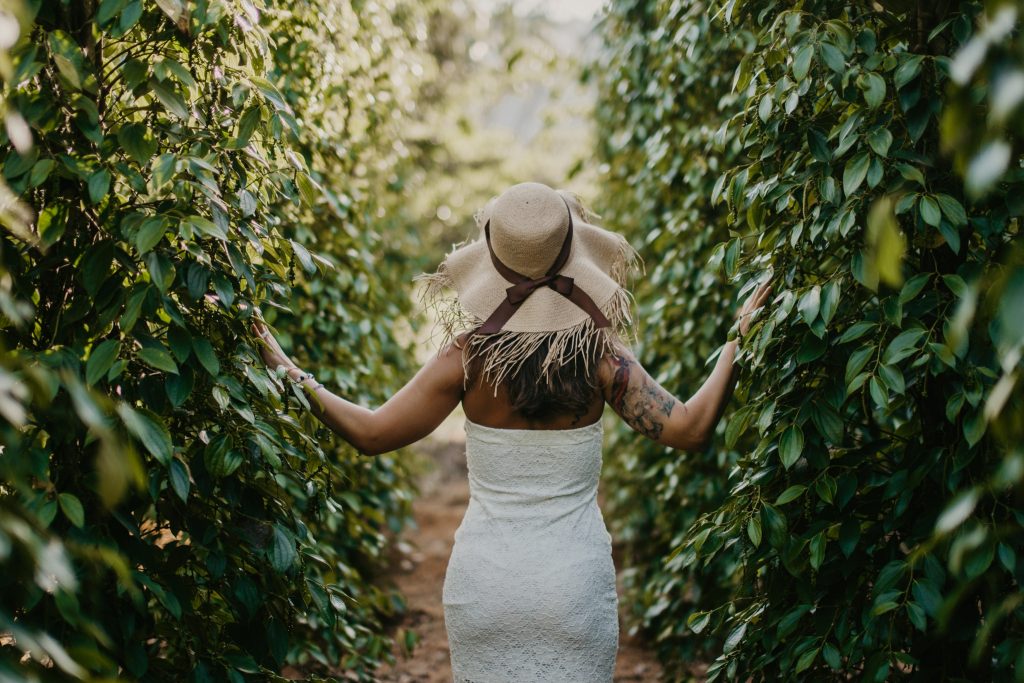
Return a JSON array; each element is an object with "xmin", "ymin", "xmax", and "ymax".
[{"xmin": 375, "ymin": 427, "xmax": 664, "ymax": 683}]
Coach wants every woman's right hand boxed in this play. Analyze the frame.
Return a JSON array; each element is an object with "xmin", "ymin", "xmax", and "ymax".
[{"xmin": 737, "ymin": 277, "xmax": 773, "ymax": 337}]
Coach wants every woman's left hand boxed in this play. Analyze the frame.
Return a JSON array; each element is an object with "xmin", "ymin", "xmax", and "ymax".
[{"xmin": 252, "ymin": 319, "xmax": 297, "ymax": 372}]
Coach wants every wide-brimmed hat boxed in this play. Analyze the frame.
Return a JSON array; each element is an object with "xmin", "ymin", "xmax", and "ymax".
[{"xmin": 416, "ymin": 182, "xmax": 643, "ymax": 389}]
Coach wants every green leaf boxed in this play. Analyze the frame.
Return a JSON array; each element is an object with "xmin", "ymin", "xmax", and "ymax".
[
  {"xmin": 843, "ymin": 152, "xmax": 870, "ymax": 196},
  {"xmin": 725, "ymin": 405, "xmax": 752, "ymax": 448},
  {"xmin": 86, "ymin": 339, "xmax": 120, "ymax": 385},
  {"xmin": 155, "ymin": 0, "xmax": 184, "ymax": 22},
  {"xmin": 798, "ymin": 285, "xmax": 821, "ymax": 326},
  {"xmin": 882, "ymin": 328, "xmax": 927, "ymax": 364},
  {"xmin": 192, "ymin": 338, "xmax": 220, "ymax": 376},
  {"xmin": 906, "ymin": 602, "xmax": 927, "ymax": 631},
  {"xmin": 88, "ymin": 168, "xmax": 111, "ymax": 203},
  {"xmin": 169, "ymin": 459, "xmax": 190, "ymax": 501},
  {"xmin": 145, "ymin": 251, "xmax": 175, "ymax": 293},
  {"xmin": 866, "ymin": 127, "xmax": 892, "ymax": 157},
  {"xmin": 819, "ymin": 42, "xmax": 846, "ymax": 73},
  {"xmin": 134, "ymin": 217, "xmax": 166, "ymax": 254},
  {"xmin": 117, "ymin": 122, "xmax": 157, "ymax": 165},
  {"xmin": 97, "ymin": 0, "xmax": 129, "ymax": 24},
  {"xmin": 807, "ymin": 128, "xmax": 831, "ymax": 162},
  {"xmin": 186, "ymin": 215, "xmax": 228, "ymax": 241},
  {"xmin": 723, "ymin": 622, "xmax": 747, "ymax": 654},
  {"xmin": 236, "ymin": 105, "xmax": 263, "ymax": 145},
  {"xmin": 151, "ymin": 152, "xmax": 177, "ymax": 189},
  {"xmin": 793, "ymin": 44, "xmax": 814, "ymax": 80},
  {"xmin": 30, "ymin": 158, "xmax": 56, "ymax": 186},
  {"xmin": 138, "ymin": 346, "xmax": 178, "ymax": 374},
  {"xmin": 203, "ymin": 436, "xmax": 243, "ymax": 478},
  {"xmin": 872, "ymin": 601, "xmax": 899, "ymax": 616},
  {"xmin": 878, "ymin": 363, "xmax": 905, "ymax": 394},
  {"xmin": 758, "ymin": 92, "xmax": 773, "ymax": 122},
  {"xmin": 80, "ymin": 240, "xmax": 114, "ymax": 297},
  {"xmin": 938, "ymin": 221, "xmax": 962, "ymax": 254},
  {"xmin": 894, "ymin": 54, "xmax": 924, "ymax": 89},
  {"xmin": 919, "ymin": 195, "xmax": 941, "ymax": 227},
  {"xmin": 796, "ymin": 647, "xmax": 819, "ymax": 673},
  {"xmin": 118, "ymin": 405, "xmax": 174, "ymax": 465},
  {"xmin": 269, "ymin": 525, "xmax": 298, "ymax": 572},
  {"xmin": 899, "ymin": 273, "xmax": 930, "ymax": 304},
  {"xmin": 810, "ymin": 535, "xmax": 829, "ymax": 574},
  {"xmin": 845, "ymin": 344, "xmax": 875, "ymax": 386},
  {"xmin": 869, "ymin": 375, "xmax": 888, "ymax": 408},
  {"xmin": 796, "ymin": 334, "xmax": 827, "ymax": 363},
  {"xmin": 775, "ymin": 485, "xmax": 806, "ymax": 505},
  {"xmin": 823, "ymin": 642, "xmax": 842, "ymax": 669},
  {"xmin": 934, "ymin": 193, "xmax": 967, "ymax": 226},
  {"xmin": 942, "ymin": 274, "xmax": 969, "ymax": 298},
  {"xmin": 963, "ymin": 409, "xmax": 986, "ymax": 446},
  {"xmin": 48, "ymin": 31, "xmax": 85, "ymax": 90},
  {"xmin": 815, "ymin": 476, "xmax": 837, "ymax": 504},
  {"xmin": 820, "ymin": 280, "xmax": 841, "ymax": 325},
  {"xmin": 839, "ymin": 321, "xmax": 875, "ymax": 344},
  {"xmin": 999, "ymin": 543, "xmax": 1016, "ymax": 572},
  {"xmin": 897, "ymin": 163, "xmax": 926, "ymax": 187},
  {"xmin": 688, "ymin": 611, "xmax": 711, "ymax": 634},
  {"xmin": 858, "ymin": 71, "xmax": 885, "ymax": 108},
  {"xmin": 149, "ymin": 78, "xmax": 190, "ymax": 119},
  {"xmin": 839, "ymin": 519, "xmax": 860, "ymax": 556},
  {"xmin": 165, "ymin": 370, "xmax": 193, "ymax": 407},
  {"xmin": 58, "ymin": 493, "xmax": 85, "ymax": 528},
  {"xmin": 747, "ymin": 516, "xmax": 762, "ymax": 547},
  {"xmin": 290, "ymin": 240, "xmax": 317, "ymax": 274},
  {"xmin": 780, "ymin": 425, "xmax": 804, "ymax": 468}
]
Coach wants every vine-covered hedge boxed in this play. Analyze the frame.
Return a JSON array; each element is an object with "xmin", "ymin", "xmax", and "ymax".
[
  {"xmin": 595, "ymin": 0, "xmax": 1023, "ymax": 680},
  {"xmin": 0, "ymin": 0, "xmax": 425, "ymax": 680}
]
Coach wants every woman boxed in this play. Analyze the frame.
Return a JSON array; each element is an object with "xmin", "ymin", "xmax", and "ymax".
[{"xmin": 253, "ymin": 182, "xmax": 772, "ymax": 682}]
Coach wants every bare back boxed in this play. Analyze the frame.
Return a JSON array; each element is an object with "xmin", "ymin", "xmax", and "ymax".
[{"xmin": 324, "ymin": 333, "xmax": 711, "ymax": 455}]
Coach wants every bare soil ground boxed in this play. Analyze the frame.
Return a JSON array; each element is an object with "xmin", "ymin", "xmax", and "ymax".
[{"xmin": 374, "ymin": 428, "xmax": 665, "ymax": 683}]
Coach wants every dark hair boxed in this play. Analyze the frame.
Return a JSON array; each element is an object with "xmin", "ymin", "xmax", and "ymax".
[{"xmin": 467, "ymin": 335, "xmax": 603, "ymax": 420}]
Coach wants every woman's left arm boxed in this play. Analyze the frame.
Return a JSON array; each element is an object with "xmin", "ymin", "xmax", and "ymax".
[{"xmin": 252, "ymin": 320, "xmax": 465, "ymax": 455}]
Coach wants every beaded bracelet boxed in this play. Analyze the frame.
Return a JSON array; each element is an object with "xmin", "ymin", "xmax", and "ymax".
[{"xmin": 285, "ymin": 368, "xmax": 323, "ymax": 390}]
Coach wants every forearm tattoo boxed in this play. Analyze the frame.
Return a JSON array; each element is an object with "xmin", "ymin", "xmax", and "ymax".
[{"xmin": 606, "ymin": 353, "xmax": 676, "ymax": 440}]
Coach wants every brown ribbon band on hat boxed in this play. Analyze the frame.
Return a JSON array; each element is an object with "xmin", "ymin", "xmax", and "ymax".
[{"xmin": 475, "ymin": 198, "xmax": 611, "ymax": 335}]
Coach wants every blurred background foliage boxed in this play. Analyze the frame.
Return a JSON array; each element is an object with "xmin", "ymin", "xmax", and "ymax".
[
  {"xmin": 594, "ymin": 0, "xmax": 1024, "ymax": 680},
  {"xmin": 399, "ymin": 0, "xmax": 601, "ymax": 277}
]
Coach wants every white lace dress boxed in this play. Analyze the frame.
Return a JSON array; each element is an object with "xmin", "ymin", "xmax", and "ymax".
[{"xmin": 442, "ymin": 418, "xmax": 619, "ymax": 682}]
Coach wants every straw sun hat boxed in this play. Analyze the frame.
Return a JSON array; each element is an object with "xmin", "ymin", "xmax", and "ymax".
[{"xmin": 417, "ymin": 181, "xmax": 644, "ymax": 390}]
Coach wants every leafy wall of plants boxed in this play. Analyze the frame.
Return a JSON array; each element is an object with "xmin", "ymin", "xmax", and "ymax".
[
  {"xmin": 0, "ymin": 0, "xmax": 427, "ymax": 680},
  {"xmin": 595, "ymin": 0, "xmax": 1023, "ymax": 680}
]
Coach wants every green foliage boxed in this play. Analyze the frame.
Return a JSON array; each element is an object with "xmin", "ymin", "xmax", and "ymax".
[
  {"xmin": 0, "ymin": 0, "xmax": 427, "ymax": 679},
  {"xmin": 595, "ymin": 0, "xmax": 1024, "ymax": 680}
]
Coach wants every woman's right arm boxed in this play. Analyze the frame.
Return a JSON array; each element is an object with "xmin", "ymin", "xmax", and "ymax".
[
  {"xmin": 598, "ymin": 278, "xmax": 772, "ymax": 451},
  {"xmin": 253, "ymin": 320, "xmax": 466, "ymax": 456}
]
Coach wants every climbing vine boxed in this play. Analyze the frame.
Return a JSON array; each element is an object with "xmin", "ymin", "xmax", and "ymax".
[
  {"xmin": 0, "ymin": 0, "xmax": 429, "ymax": 679},
  {"xmin": 596, "ymin": 0, "xmax": 1023, "ymax": 679}
]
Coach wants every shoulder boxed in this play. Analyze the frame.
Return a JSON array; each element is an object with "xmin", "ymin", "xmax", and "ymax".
[{"xmin": 424, "ymin": 332, "xmax": 470, "ymax": 391}]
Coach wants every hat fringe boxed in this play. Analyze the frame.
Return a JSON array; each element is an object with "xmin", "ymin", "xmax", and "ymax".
[
  {"xmin": 414, "ymin": 258, "xmax": 640, "ymax": 395},
  {"xmin": 609, "ymin": 233, "xmax": 645, "ymax": 287}
]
